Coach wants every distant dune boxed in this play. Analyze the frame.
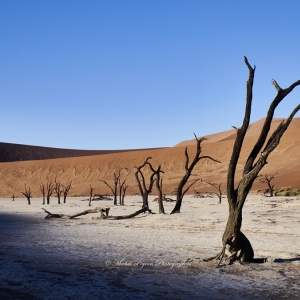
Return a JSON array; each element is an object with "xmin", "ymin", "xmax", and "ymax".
[
  {"xmin": 0, "ymin": 117, "xmax": 300, "ymax": 197},
  {"xmin": 0, "ymin": 142, "xmax": 166, "ymax": 163},
  {"xmin": 175, "ymin": 117, "xmax": 296, "ymax": 146}
]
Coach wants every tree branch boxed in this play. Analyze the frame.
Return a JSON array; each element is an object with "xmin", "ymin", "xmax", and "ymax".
[
  {"xmin": 182, "ymin": 178, "xmax": 201, "ymax": 197},
  {"xmin": 227, "ymin": 56, "xmax": 255, "ymax": 201},
  {"xmin": 244, "ymin": 79, "xmax": 300, "ymax": 175}
]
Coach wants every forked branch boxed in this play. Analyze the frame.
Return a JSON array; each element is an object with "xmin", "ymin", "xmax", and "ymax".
[{"xmin": 171, "ymin": 134, "xmax": 220, "ymax": 214}]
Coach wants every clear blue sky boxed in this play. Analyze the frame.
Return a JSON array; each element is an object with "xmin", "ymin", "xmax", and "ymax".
[{"xmin": 1, "ymin": 1, "xmax": 300, "ymax": 150}]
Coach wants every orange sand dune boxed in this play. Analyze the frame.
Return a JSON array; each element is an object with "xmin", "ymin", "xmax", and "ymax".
[
  {"xmin": 175, "ymin": 117, "xmax": 294, "ymax": 146},
  {"xmin": 0, "ymin": 118, "xmax": 300, "ymax": 198},
  {"xmin": 0, "ymin": 142, "xmax": 166, "ymax": 163}
]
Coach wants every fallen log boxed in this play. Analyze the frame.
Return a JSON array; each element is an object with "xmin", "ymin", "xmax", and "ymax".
[
  {"xmin": 81, "ymin": 194, "xmax": 113, "ymax": 201},
  {"xmin": 152, "ymin": 195, "xmax": 175, "ymax": 202},
  {"xmin": 42, "ymin": 207, "xmax": 110, "ymax": 219},
  {"xmin": 103, "ymin": 207, "xmax": 153, "ymax": 220}
]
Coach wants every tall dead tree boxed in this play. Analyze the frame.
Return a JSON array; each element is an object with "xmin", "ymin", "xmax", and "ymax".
[
  {"xmin": 46, "ymin": 180, "xmax": 55, "ymax": 205},
  {"xmin": 100, "ymin": 169, "xmax": 121, "ymax": 205},
  {"xmin": 121, "ymin": 184, "xmax": 128, "ymax": 206},
  {"xmin": 206, "ymin": 181, "xmax": 223, "ymax": 204},
  {"xmin": 209, "ymin": 57, "xmax": 300, "ymax": 265},
  {"xmin": 127, "ymin": 157, "xmax": 156, "ymax": 210},
  {"xmin": 118, "ymin": 178, "xmax": 127, "ymax": 206},
  {"xmin": 21, "ymin": 185, "xmax": 32, "ymax": 205},
  {"xmin": 54, "ymin": 179, "xmax": 62, "ymax": 204},
  {"xmin": 258, "ymin": 173, "xmax": 277, "ymax": 197},
  {"xmin": 147, "ymin": 162, "xmax": 165, "ymax": 214},
  {"xmin": 171, "ymin": 135, "xmax": 220, "ymax": 214},
  {"xmin": 89, "ymin": 184, "xmax": 93, "ymax": 206},
  {"xmin": 62, "ymin": 181, "xmax": 72, "ymax": 203},
  {"xmin": 40, "ymin": 183, "xmax": 46, "ymax": 205},
  {"xmin": 136, "ymin": 157, "xmax": 156, "ymax": 210}
]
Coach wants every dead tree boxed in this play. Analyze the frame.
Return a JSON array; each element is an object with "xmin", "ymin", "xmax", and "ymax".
[
  {"xmin": 62, "ymin": 181, "xmax": 72, "ymax": 203},
  {"xmin": 206, "ymin": 181, "xmax": 223, "ymax": 204},
  {"xmin": 118, "ymin": 178, "xmax": 127, "ymax": 206},
  {"xmin": 100, "ymin": 169, "xmax": 121, "ymax": 205},
  {"xmin": 89, "ymin": 184, "xmax": 93, "ymax": 206},
  {"xmin": 135, "ymin": 157, "xmax": 156, "ymax": 210},
  {"xmin": 42, "ymin": 207, "xmax": 110, "ymax": 219},
  {"xmin": 121, "ymin": 184, "xmax": 128, "ymax": 205},
  {"xmin": 258, "ymin": 173, "xmax": 277, "ymax": 197},
  {"xmin": 103, "ymin": 207, "xmax": 150, "ymax": 220},
  {"xmin": 21, "ymin": 185, "xmax": 32, "ymax": 205},
  {"xmin": 171, "ymin": 135, "xmax": 220, "ymax": 214},
  {"xmin": 127, "ymin": 157, "xmax": 156, "ymax": 210},
  {"xmin": 153, "ymin": 195, "xmax": 175, "ymax": 202},
  {"xmin": 54, "ymin": 179, "xmax": 62, "ymax": 204},
  {"xmin": 147, "ymin": 162, "xmax": 165, "ymax": 214},
  {"xmin": 192, "ymin": 189, "xmax": 203, "ymax": 198},
  {"xmin": 208, "ymin": 57, "xmax": 300, "ymax": 265},
  {"xmin": 40, "ymin": 183, "xmax": 46, "ymax": 205},
  {"xmin": 46, "ymin": 180, "xmax": 55, "ymax": 205}
]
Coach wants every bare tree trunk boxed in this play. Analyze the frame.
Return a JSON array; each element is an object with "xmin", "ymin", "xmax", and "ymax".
[
  {"xmin": 147, "ymin": 163, "xmax": 165, "ymax": 214},
  {"xmin": 40, "ymin": 183, "xmax": 46, "ymax": 205},
  {"xmin": 89, "ymin": 184, "xmax": 93, "ymax": 206},
  {"xmin": 157, "ymin": 179, "xmax": 165, "ymax": 214},
  {"xmin": 54, "ymin": 179, "xmax": 62, "ymax": 205},
  {"xmin": 208, "ymin": 57, "xmax": 300, "ymax": 265},
  {"xmin": 21, "ymin": 185, "xmax": 31, "ymax": 205},
  {"xmin": 142, "ymin": 192, "xmax": 150, "ymax": 209},
  {"xmin": 100, "ymin": 170, "xmax": 122, "ymax": 206},
  {"xmin": 121, "ymin": 185, "xmax": 128, "ymax": 206},
  {"xmin": 62, "ymin": 182, "xmax": 72, "ymax": 203},
  {"xmin": 46, "ymin": 180, "xmax": 55, "ymax": 205},
  {"xmin": 104, "ymin": 207, "xmax": 150, "ymax": 220},
  {"xmin": 119, "ymin": 179, "xmax": 126, "ymax": 206},
  {"xmin": 126, "ymin": 157, "xmax": 156, "ymax": 211},
  {"xmin": 171, "ymin": 135, "xmax": 220, "ymax": 214},
  {"xmin": 42, "ymin": 207, "xmax": 110, "ymax": 219},
  {"xmin": 113, "ymin": 188, "xmax": 117, "ymax": 205},
  {"xmin": 206, "ymin": 181, "xmax": 223, "ymax": 204},
  {"xmin": 135, "ymin": 158, "xmax": 155, "ymax": 210},
  {"xmin": 259, "ymin": 173, "xmax": 276, "ymax": 197},
  {"xmin": 269, "ymin": 185, "xmax": 274, "ymax": 197}
]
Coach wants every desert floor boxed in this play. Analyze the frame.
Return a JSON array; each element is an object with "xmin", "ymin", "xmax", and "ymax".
[{"xmin": 1, "ymin": 195, "xmax": 300, "ymax": 299}]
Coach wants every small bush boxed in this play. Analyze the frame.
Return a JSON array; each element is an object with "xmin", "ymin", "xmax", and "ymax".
[
  {"xmin": 290, "ymin": 189, "xmax": 300, "ymax": 196},
  {"xmin": 275, "ymin": 188, "xmax": 300, "ymax": 197}
]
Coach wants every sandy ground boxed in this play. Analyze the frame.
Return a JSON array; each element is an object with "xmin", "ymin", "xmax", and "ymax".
[{"xmin": 1, "ymin": 195, "xmax": 300, "ymax": 299}]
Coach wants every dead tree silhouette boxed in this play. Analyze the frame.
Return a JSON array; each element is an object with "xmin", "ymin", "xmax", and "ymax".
[
  {"xmin": 171, "ymin": 135, "xmax": 220, "ymax": 214},
  {"xmin": 258, "ymin": 173, "xmax": 277, "ymax": 197},
  {"xmin": 147, "ymin": 162, "xmax": 165, "ymax": 214},
  {"xmin": 206, "ymin": 57, "xmax": 300, "ymax": 266},
  {"xmin": 126, "ymin": 157, "xmax": 156, "ymax": 211},
  {"xmin": 100, "ymin": 169, "xmax": 122, "ymax": 205},
  {"xmin": 40, "ymin": 183, "xmax": 46, "ymax": 205},
  {"xmin": 54, "ymin": 178, "xmax": 62, "ymax": 204},
  {"xmin": 21, "ymin": 185, "xmax": 32, "ymax": 205},
  {"xmin": 46, "ymin": 180, "xmax": 55, "ymax": 205},
  {"xmin": 206, "ymin": 181, "xmax": 223, "ymax": 204},
  {"xmin": 62, "ymin": 181, "xmax": 72, "ymax": 203}
]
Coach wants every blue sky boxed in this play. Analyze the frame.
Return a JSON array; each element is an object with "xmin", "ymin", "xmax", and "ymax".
[{"xmin": 1, "ymin": 1, "xmax": 300, "ymax": 150}]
